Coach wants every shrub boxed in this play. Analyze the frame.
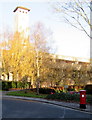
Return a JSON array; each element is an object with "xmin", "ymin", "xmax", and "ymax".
[
  {"xmin": 67, "ymin": 88, "xmax": 75, "ymax": 91},
  {"xmin": 84, "ymin": 85, "xmax": 92, "ymax": 94},
  {"xmin": 17, "ymin": 81, "xmax": 23, "ymax": 88},
  {"xmin": 2, "ymin": 81, "xmax": 12, "ymax": 91},
  {"xmin": 30, "ymin": 88, "xmax": 56, "ymax": 94},
  {"xmin": 46, "ymin": 92, "xmax": 79, "ymax": 102},
  {"xmin": 54, "ymin": 89, "xmax": 63, "ymax": 93},
  {"xmin": 0, "ymin": 81, "xmax": 2, "ymax": 90},
  {"xmin": 86, "ymin": 95, "xmax": 92, "ymax": 104},
  {"xmin": 12, "ymin": 82, "xmax": 17, "ymax": 88},
  {"xmin": 46, "ymin": 92, "xmax": 92, "ymax": 104},
  {"xmin": 2, "ymin": 81, "xmax": 31, "ymax": 90},
  {"xmin": 39, "ymin": 88, "xmax": 56, "ymax": 94}
]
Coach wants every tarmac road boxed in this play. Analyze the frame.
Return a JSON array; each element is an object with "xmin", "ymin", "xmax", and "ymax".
[{"xmin": 2, "ymin": 97, "xmax": 92, "ymax": 119}]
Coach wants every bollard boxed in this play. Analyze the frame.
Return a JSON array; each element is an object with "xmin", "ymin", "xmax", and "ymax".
[{"xmin": 80, "ymin": 90, "xmax": 86, "ymax": 109}]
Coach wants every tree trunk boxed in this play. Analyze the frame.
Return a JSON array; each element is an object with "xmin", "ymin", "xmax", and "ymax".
[
  {"xmin": 36, "ymin": 50, "xmax": 40, "ymax": 95},
  {"xmin": 36, "ymin": 78, "xmax": 40, "ymax": 95}
]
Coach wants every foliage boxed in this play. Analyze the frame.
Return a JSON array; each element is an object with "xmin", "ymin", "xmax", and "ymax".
[
  {"xmin": 67, "ymin": 88, "xmax": 75, "ymax": 91},
  {"xmin": 2, "ymin": 31, "xmax": 34, "ymax": 81},
  {"xmin": 2, "ymin": 81, "xmax": 12, "ymax": 91},
  {"xmin": 6, "ymin": 89, "xmax": 92, "ymax": 104},
  {"xmin": 46, "ymin": 92, "xmax": 92, "ymax": 104},
  {"xmin": 46, "ymin": 92, "xmax": 80, "ymax": 102},
  {"xmin": 12, "ymin": 81, "xmax": 17, "ymax": 88},
  {"xmin": 84, "ymin": 85, "xmax": 92, "ymax": 94},
  {"xmin": 1, "ymin": 23, "xmax": 54, "ymax": 94},
  {"xmin": 86, "ymin": 95, "xmax": 92, "ymax": 104},
  {"xmin": 30, "ymin": 23, "xmax": 54, "ymax": 94},
  {"xmin": 1, "ymin": 22, "xmax": 91, "ymax": 92},
  {"xmin": 39, "ymin": 88, "xmax": 56, "ymax": 94},
  {"xmin": 2, "ymin": 81, "xmax": 31, "ymax": 90},
  {"xmin": 30, "ymin": 88, "xmax": 56, "ymax": 94},
  {"xmin": 0, "ymin": 81, "xmax": 2, "ymax": 90}
]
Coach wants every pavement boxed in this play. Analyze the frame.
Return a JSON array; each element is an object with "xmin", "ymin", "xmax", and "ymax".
[{"xmin": 2, "ymin": 91, "xmax": 92, "ymax": 114}]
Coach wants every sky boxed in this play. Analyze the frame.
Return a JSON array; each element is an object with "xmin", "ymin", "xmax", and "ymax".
[{"xmin": 0, "ymin": 0, "xmax": 90, "ymax": 62}]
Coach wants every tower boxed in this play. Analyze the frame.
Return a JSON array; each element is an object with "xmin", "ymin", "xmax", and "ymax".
[{"xmin": 13, "ymin": 6, "xmax": 30, "ymax": 39}]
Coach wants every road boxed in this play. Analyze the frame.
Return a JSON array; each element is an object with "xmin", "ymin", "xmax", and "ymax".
[{"xmin": 2, "ymin": 97, "xmax": 92, "ymax": 118}]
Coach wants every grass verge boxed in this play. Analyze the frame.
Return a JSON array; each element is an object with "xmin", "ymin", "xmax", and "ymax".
[
  {"xmin": 6, "ymin": 90, "xmax": 47, "ymax": 98},
  {"xmin": 6, "ymin": 90, "xmax": 92, "ymax": 104}
]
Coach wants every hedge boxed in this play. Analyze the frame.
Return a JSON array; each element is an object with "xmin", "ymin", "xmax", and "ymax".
[
  {"xmin": 2, "ymin": 81, "xmax": 31, "ymax": 90},
  {"xmin": 46, "ymin": 92, "xmax": 80, "ymax": 102},
  {"xmin": 30, "ymin": 88, "xmax": 56, "ymax": 94},
  {"xmin": 84, "ymin": 85, "xmax": 92, "ymax": 94},
  {"xmin": 46, "ymin": 92, "xmax": 92, "ymax": 104}
]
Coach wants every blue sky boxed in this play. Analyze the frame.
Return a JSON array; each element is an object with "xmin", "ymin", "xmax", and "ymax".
[{"xmin": 0, "ymin": 0, "xmax": 90, "ymax": 61}]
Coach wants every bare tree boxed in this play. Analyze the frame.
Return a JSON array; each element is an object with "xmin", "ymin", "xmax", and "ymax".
[
  {"xmin": 52, "ymin": 0, "xmax": 91, "ymax": 39},
  {"xmin": 31, "ymin": 22, "xmax": 53, "ymax": 94}
]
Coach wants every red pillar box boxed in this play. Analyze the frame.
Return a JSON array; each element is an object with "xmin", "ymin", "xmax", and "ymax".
[{"xmin": 80, "ymin": 90, "xmax": 86, "ymax": 109}]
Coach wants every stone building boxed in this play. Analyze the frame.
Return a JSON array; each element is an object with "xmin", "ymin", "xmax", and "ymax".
[{"xmin": 13, "ymin": 6, "xmax": 30, "ymax": 39}]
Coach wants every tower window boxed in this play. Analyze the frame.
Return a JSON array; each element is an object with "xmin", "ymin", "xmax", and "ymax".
[
  {"xmin": 23, "ymin": 11, "xmax": 24, "ymax": 13},
  {"xmin": 20, "ymin": 10, "xmax": 21, "ymax": 12}
]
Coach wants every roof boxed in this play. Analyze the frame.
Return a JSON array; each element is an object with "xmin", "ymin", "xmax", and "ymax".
[
  {"xmin": 13, "ymin": 6, "xmax": 30, "ymax": 12},
  {"xmin": 51, "ymin": 54, "xmax": 90, "ymax": 63}
]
